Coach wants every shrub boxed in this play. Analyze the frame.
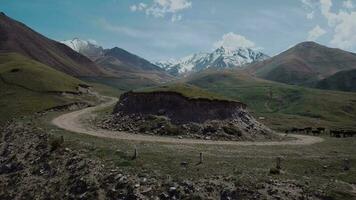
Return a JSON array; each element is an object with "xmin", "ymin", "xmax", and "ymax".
[
  {"xmin": 269, "ymin": 167, "xmax": 280, "ymax": 175},
  {"xmin": 223, "ymin": 125, "xmax": 242, "ymax": 136},
  {"xmin": 164, "ymin": 124, "xmax": 180, "ymax": 135},
  {"xmin": 49, "ymin": 136, "xmax": 64, "ymax": 152}
]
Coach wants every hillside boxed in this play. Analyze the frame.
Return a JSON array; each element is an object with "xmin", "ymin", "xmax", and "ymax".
[
  {"xmin": 101, "ymin": 47, "xmax": 163, "ymax": 71},
  {"xmin": 95, "ymin": 47, "xmax": 172, "ymax": 85},
  {"xmin": 316, "ymin": 69, "xmax": 356, "ymax": 92},
  {"xmin": 247, "ymin": 42, "xmax": 356, "ymax": 86},
  {"xmin": 0, "ymin": 12, "xmax": 104, "ymax": 77},
  {"xmin": 184, "ymin": 69, "xmax": 356, "ymax": 130},
  {"xmin": 0, "ymin": 53, "xmax": 96, "ymax": 123}
]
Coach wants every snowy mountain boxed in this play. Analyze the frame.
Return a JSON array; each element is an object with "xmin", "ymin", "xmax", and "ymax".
[
  {"xmin": 62, "ymin": 38, "xmax": 165, "ymax": 73},
  {"xmin": 155, "ymin": 46, "xmax": 269, "ymax": 76},
  {"xmin": 61, "ymin": 38, "xmax": 104, "ymax": 60}
]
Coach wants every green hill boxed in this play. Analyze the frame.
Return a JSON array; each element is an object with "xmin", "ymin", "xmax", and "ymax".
[
  {"xmin": 0, "ymin": 53, "xmax": 93, "ymax": 123},
  {"xmin": 184, "ymin": 69, "xmax": 356, "ymax": 131},
  {"xmin": 316, "ymin": 69, "xmax": 356, "ymax": 92},
  {"xmin": 0, "ymin": 53, "xmax": 85, "ymax": 92}
]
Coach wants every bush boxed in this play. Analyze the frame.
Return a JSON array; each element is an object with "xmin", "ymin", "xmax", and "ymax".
[
  {"xmin": 223, "ymin": 125, "xmax": 242, "ymax": 136},
  {"xmin": 49, "ymin": 136, "xmax": 64, "ymax": 152},
  {"xmin": 164, "ymin": 124, "xmax": 180, "ymax": 135},
  {"xmin": 269, "ymin": 167, "xmax": 280, "ymax": 175}
]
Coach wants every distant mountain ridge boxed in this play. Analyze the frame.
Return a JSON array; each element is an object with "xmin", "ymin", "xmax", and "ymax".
[
  {"xmin": 62, "ymin": 38, "xmax": 172, "ymax": 89},
  {"xmin": 155, "ymin": 46, "xmax": 269, "ymax": 76},
  {"xmin": 0, "ymin": 12, "xmax": 104, "ymax": 77},
  {"xmin": 61, "ymin": 38, "xmax": 104, "ymax": 61},
  {"xmin": 247, "ymin": 41, "xmax": 356, "ymax": 86},
  {"xmin": 62, "ymin": 38, "xmax": 163, "ymax": 72}
]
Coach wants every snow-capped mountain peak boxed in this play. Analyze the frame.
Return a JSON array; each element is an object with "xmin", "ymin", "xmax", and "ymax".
[
  {"xmin": 61, "ymin": 38, "xmax": 104, "ymax": 60},
  {"xmin": 155, "ymin": 46, "xmax": 269, "ymax": 76}
]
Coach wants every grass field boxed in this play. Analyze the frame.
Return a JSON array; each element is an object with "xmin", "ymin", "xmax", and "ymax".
[
  {"xmin": 183, "ymin": 69, "xmax": 356, "ymax": 131},
  {"xmin": 135, "ymin": 83, "xmax": 235, "ymax": 101},
  {"xmin": 36, "ymin": 109, "xmax": 356, "ymax": 199},
  {"xmin": 80, "ymin": 75, "xmax": 160, "ymax": 91},
  {"xmin": 0, "ymin": 53, "xmax": 101, "ymax": 124},
  {"xmin": 0, "ymin": 53, "xmax": 85, "ymax": 92}
]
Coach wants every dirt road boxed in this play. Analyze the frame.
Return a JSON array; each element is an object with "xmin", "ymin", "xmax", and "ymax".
[{"xmin": 52, "ymin": 97, "xmax": 324, "ymax": 146}]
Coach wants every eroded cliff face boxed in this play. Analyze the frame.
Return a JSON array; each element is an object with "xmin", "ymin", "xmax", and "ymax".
[
  {"xmin": 114, "ymin": 91, "xmax": 247, "ymax": 124},
  {"xmin": 105, "ymin": 91, "xmax": 276, "ymax": 141}
]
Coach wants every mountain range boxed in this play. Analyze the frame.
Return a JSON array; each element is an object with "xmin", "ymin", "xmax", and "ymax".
[
  {"xmin": 155, "ymin": 46, "xmax": 269, "ymax": 76},
  {"xmin": 2, "ymin": 12, "xmax": 356, "ymax": 94},
  {"xmin": 61, "ymin": 38, "xmax": 172, "ymax": 90},
  {"xmin": 247, "ymin": 41, "xmax": 356, "ymax": 86}
]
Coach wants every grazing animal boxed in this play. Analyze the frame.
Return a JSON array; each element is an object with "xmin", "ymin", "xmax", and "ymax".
[
  {"xmin": 290, "ymin": 128, "xmax": 298, "ymax": 133},
  {"xmin": 317, "ymin": 127, "xmax": 326, "ymax": 134},
  {"xmin": 304, "ymin": 127, "xmax": 312, "ymax": 134},
  {"xmin": 330, "ymin": 130, "xmax": 341, "ymax": 138},
  {"xmin": 312, "ymin": 130, "xmax": 321, "ymax": 136}
]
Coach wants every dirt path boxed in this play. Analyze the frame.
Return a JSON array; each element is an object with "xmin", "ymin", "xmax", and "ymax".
[{"xmin": 52, "ymin": 96, "xmax": 324, "ymax": 146}]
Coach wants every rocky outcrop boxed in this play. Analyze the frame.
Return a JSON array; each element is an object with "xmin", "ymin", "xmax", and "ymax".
[
  {"xmin": 106, "ymin": 91, "xmax": 275, "ymax": 141},
  {"xmin": 114, "ymin": 91, "xmax": 247, "ymax": 124}
]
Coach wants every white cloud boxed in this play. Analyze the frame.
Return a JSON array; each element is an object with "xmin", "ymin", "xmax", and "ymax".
[
  {"xmin": 307, "ymin": 11, "xmax": 315, "ymax": 19},
  {"xmin": 213, "ymin": 32, "xmax": 256, "ymax": 50},
  {"xmin": 307, "ymin": 25, "xmax": 327, "ymax": 40},
  {"xmin": 154, "ymin": 0, "xmax": 191, "ymax": 12},
  {"xmin": 88, "ymin": 39, "xmax": 99, "ymax": 45},
  {"xmin": 171, "ymin": 14, "xmax": 182, "ymax": 22},
  {"xmin": 343, "ymin": 0, "xmax": 354, "ymax": 9},
  {"xmin": 319, "ymin": 0, "xmax": 356, "ymax": 50},
  {"xmin": 301, "ymin": 0, "xmax": 314, "ymax": 8},
  {"xmin": 130, "ymin": 3, "xmax": 147, "ymax": 12},
  {"xmin": 130, "ymin": 0, "xmax": 191, "ymax": 22},
  {"xmin": 301, "ymin": 0, "xmax": 319, "ymax": 19},
  {"xmin": 130, "ymin": 5, "xmax": 137, "ymax": 12},
  {"xmin": 302, "ymin": 0, "xmax": 356, "ymax": 50}
]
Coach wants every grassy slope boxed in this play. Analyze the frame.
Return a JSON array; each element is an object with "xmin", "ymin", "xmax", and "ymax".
[
  {"xmin": 135, "ymin": 83, "xmax": 234, "ymax": 101},
  {"xmin": 316, "ymin": 69, "xmax": 356, "ymax": 92},
  {"xmin": 80, "ymin": 76, "xmax": 159, "ymax": 91},
  {"xmin": 248, "ymin": 42, "xmax": 356, "ymax": 87},
  {"xmin": 184, "ymin": 69, "xmax": 356, "ymax": 131},
  {"xmin": 0, "ymin": 53, "xmax": 93, "ymax": 123},
  {"xmin": 0, "ymin": 53, "xmax": 84, "ymax": 92}
]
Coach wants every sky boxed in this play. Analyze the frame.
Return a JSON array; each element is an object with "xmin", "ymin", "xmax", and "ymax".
[{"xmin": 1, "ymin": 0, "xmax": 356, "ymax": 61}]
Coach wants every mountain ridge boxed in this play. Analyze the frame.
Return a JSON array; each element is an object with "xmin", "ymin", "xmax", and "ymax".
[
  {"xmin": 246, "ymin": 41, "xmax": 356, "ymax": 86},
  {"xmin": 155, "ymin": 46, "xmax": 269, "ymax": 76},
  {"xmin": 0, "ymin": 13, "xmax": 104, "ymax": 77},
  {"xmin": 62, "ymin": 38, "xmax": 173, "ymax": 90}
]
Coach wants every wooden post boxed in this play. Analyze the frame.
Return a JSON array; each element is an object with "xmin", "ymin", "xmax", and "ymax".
[
  {"xmin": 199, "ymin": 152, "xmax": 203, "ymax": 164},
  {"xmin": 133, "ymin": 148, "xmax": 138, "ymax": 160},
  {"xmin": 343, "ymin": 158, "xmax": 350, "ymax": 171},
  {"xmin": 276, "ymin": 157, "xmax": 282, "ymax": 169}
]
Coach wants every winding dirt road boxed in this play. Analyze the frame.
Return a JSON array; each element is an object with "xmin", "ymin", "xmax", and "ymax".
[{"xmin": 52, "ymin": 97, "xmax": 324, "ymax": 146}]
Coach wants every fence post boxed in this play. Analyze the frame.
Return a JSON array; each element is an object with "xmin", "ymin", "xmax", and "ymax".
[{"xmin": 276, "ymin": 157, "xmax": 282, "ymax": 169}]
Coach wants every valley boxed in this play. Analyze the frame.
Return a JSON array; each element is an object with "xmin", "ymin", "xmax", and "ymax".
[{"xmin": 1, "ymin": 6, "xmax": 356, "ymax": 200}]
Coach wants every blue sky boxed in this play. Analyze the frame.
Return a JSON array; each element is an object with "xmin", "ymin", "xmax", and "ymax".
[{"xmin": 1, "ymin": 0, "xmax": 356, "ymax": 60}]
